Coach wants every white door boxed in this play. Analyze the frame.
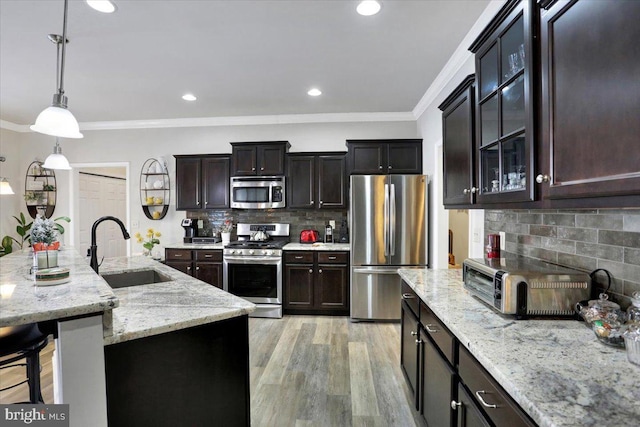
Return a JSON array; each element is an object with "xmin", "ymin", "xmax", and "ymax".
[{"xmin": 78, "ymin": 171, "xmax": 127, "ymax": 259}]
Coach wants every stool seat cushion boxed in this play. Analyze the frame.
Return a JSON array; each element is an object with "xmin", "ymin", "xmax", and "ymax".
[{"xmin": 0, "ymin": 324, "xmax": 48, "ymax": 357}]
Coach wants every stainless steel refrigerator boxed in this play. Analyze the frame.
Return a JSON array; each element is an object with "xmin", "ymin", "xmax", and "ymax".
[{"xmin": 350, "ymin": 175, "xmax": 428, "ymax": 320}]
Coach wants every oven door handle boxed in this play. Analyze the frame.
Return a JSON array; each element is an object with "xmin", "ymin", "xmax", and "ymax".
[{"xmin": 224, "ymin": 256, "xmax": 282, "ymax": 264}]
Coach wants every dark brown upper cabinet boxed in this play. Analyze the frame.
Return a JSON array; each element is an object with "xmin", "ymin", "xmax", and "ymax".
[
  {"xmin": 537, "ymin": 0, "xmax": 640, "ymax": 207},
  {"xmin": 231, "ymin": 141, "xmax": 290, "ymax": 176},
  {"xmin": 346, "ymin": 139, "xmax": 423, "ymax": 175},
  {"xmin": 175, "ymin": 155, "xmax": 230, "ymax": 210},
  {"xmin": 439, "ymin": 75, "xmax": 476, "ymax": 207},
  {"xmin": 287, "ymin": 152, "xmax": 347, "ymax": 209},
  {"xmin": 469, "ymin": 0, "xmax": 537, "ymax": 205}
]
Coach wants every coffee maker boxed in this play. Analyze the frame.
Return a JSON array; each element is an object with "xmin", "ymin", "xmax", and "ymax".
[{"xmin": 181, "ymin": 218, "xmax": 198, "ymax": 243}]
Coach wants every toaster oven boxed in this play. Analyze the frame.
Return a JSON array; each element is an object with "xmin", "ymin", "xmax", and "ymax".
[{"xmin": 462, "ymin": 257, "xmax": 591, "ymax": 318}]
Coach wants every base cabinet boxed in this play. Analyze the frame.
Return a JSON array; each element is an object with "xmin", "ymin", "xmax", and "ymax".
[
  {"xmin": 284, "ymin": 251, "xmax": 349, "ymax": 315},
  {"xmin": 165, "ymin": 249, "xmax": 223, "ymax": 289},
  {"xmin": 400, "ymin": 281, "xmax": 536, "ymax": 427},
  {"xmin": 105, "ymin": 316, "xmax": 250, "ymax": 427}
]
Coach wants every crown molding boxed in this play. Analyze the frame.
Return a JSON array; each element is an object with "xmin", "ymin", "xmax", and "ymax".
[
  {"xmin": 412, "ymin": 0, "xmax": 506, "ymax": 119},
  {"xmin": 1, "ymin": 112, "xmax": 415, "ymax": 133}
]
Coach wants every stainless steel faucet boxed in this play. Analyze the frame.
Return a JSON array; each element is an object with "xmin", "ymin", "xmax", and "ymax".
[{"xmin": 89, "ymin": 216, "xmax": 130, "ymax": 274}]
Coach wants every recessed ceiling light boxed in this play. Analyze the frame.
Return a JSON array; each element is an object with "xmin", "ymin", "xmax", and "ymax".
[
  {"xmin": 307, "ymin": 88, "xmax": 322, "ymax": 97},
  {"xmin": 182, "ymin": 94, "xmax": 197, "ymax": 101},
  {"xmin": 357, "ymin": 1, "xmax": 381, "ymax": 16},
  {"xmin": 86, "ymin": 1, "xmax": 117, "ymax": 14}
]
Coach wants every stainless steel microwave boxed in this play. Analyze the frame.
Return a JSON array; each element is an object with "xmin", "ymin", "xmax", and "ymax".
[{"xmin": 230, "ymin": 176, "xmax": 285, "ymax": 209}]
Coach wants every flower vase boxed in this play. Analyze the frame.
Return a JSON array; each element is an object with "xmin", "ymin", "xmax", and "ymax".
[{"xmin": 221, "ymin": 232, "xmax": 231, "ymax": 245}]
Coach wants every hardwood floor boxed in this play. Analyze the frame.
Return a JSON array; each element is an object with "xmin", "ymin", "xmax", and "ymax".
[{"xmin": 1, "ymin": 316, "xmax": 423, "ymax": 426}]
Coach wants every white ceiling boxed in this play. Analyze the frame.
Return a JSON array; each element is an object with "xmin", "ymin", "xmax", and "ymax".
[{"xmin": 0, "ymin": 0, "xmax": 490, "ymax": 126}]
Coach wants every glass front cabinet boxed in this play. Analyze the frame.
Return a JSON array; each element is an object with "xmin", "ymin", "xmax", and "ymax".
[{"xmin": 469, "ymin": 0, "xmax": 536, "ymax": 204}]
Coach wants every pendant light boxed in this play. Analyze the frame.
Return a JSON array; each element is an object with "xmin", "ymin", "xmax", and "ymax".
[
  {"xmin": 0, "ymin": 156, "xmax": 15, "ymax": 195},
  {"xmin": 43, "ymin": 139, "xmax": 72, "ymax": 170},
  {"xmin": 30, "ymin": 0, "xmax": 83, "ymax": 139}
]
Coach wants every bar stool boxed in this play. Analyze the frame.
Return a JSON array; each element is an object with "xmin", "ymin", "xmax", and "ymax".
[{"xmin": 0, "ymin": 323, "xmax": 49, "ymax": 403}]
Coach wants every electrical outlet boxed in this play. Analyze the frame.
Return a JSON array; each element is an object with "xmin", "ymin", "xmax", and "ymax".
[
  {"xmin": 132, "ymin": 220, "xmax": 139, "ymax": 230},
  {"xmin": 329, "ymin": 220, "xmax": 336, "ymax": 228},
  {"xmin": 499, "ymin": 231, "xmax": 506, "ymax": 250},
  {"xmin": 472, "ymin": 229, "xmax": 480, "ymax": 243}
]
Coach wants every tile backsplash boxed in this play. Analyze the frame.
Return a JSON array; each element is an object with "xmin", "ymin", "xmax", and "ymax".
[
  {"xmin": 485, "ymin": 209, "xmax": 640, "ymax": 306},
  {"xmin": 188, "ymin": 209, "xmax": 348, "ymax": 242}
]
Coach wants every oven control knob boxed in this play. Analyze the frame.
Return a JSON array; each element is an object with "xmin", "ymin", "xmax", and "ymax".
[
  {"xmin": 249, "ymin": 250, "xmax": 255, "ymax": 255},
  {"xmin": 266, "ymin": 250, "xmax": 273, "ymax": 256}
]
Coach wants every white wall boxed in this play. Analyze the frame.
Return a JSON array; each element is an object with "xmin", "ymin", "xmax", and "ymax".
[
  {"xmin": 1, "ymin": 121, "xmax": 417, "ymax": 251},
  {"xmin": 416, "ymin": 1, "xmax": 503, "ymax": 267}
]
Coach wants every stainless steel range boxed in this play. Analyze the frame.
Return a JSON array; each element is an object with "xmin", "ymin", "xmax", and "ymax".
[{"xmin": 223, "ymin": 223, "xmax": 289, "ymax": 318}]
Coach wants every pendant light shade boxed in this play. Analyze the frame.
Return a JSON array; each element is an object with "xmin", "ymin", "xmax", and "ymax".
[
  {"xmin": 0, "ymin": 179, "xmax": 14, "ymax": 195},
  {"xmin": 43, "ymin": 140, "xmax": 72, "ymax": 170},
  {"xmin": 0, "ymin": 157, "xmax": 15, "ymax": 195},
  {"xmin": 31, "ymin": 100, "xmax": 82, "ymax": 139},
  {"xmin": 31, "ymin": 0, "xmax": 83, "ymax": 139}
]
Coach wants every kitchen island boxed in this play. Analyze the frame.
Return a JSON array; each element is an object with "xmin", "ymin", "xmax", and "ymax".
[
  {"xmin": 397, "ymin": 268, "xmax": 640, "ymax": 427},
  {"xmin": 0, "ymin": 249, "xmax": 255, "ymax": 427}
]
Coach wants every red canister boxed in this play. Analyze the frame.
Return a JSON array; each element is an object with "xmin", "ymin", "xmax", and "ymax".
[{"xmin": 486, "ymin": 234, "xmax": 500, "ymax": 259}]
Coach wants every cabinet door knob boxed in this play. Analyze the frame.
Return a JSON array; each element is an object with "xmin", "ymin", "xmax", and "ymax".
[
  {"xmin": 310, "ymin": 200, "xmax": 314, "ymax": 205},
  {"xmin": 388, "ymin": 165, "xmax": 392, "ymax": 169},
  {"xmin": 196, "ymin": 266, "xmax": 200, "ymax": 271},
  {"xmin": 536, "ymin": 174, "xmax": 550, "ymax": 184},
  {"xmin": 451, "ymin": 400, "xmax": 461, "ymax": 410},
  {"xmin": 187, "ymin": 266, "xmax": 191, "ymax": 271},
  {"xmin": 470, "ymin": 187, "xmax": 477, "ymax": 194},
  {"xmin": 463, "ymin": 188, "xmax": 469, "ymax": 195},
  {"xmin": 379, "ymin": 165, "xmax": 383, "ymax": 170},
  {"xmin": 410, "ymin": 331, "xmax": 418, "ymax": 337},
  {"xmin": 319, "ymin": 200, "xmax": 323, "ymax": 205},
  {"xmin": 318, "ymin": 269, "xmax": 322, "ymax": 273},
  {"xmin": 309, "ymin": 269, "xmax": 313, "ymax": 274},
  {"xmin": 261, "ymin": 167, "xmax": 264, "ymax": 171},
  {"xmin": 252, "ymin": 167, "xmax": 256, "ymax": 171}
]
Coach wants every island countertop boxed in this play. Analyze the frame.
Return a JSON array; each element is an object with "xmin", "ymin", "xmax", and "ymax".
[
  {"xmin": 397, "ymin": 268, "xmax": 640, "ymax": 427},
  {"xmin": 99, "ymin": 255, "xmax": 255, "ymax": 345},
  {"xmin": 0, "ymin": 248, "xmax": 118, "ymax": 328}
]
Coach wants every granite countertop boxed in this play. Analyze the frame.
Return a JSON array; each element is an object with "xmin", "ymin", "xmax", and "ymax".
[
  {"xmin": 284, "ymin": 243, "xmax": 350, "ymax": 251},
  {"xmin": 0, "ymin": 248, "xmax": 118, "ymax": 328},
  {"xmin": 99, "ymin": 256, "xmax": 255, "ymax": 345},
  {"xmin": 397, "ymin": 268, "xmax": 640, "ymax": 427},
  {"xmin": 165, "ymin": 242, "xmax": 350, "ymax": 251}
]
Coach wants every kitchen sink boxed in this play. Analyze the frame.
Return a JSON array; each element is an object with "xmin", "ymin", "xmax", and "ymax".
[{"xmin": 101, "ymin": 269, "xmax": 172, "ymax": 288}]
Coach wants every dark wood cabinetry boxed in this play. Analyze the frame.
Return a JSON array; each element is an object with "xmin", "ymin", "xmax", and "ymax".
[
  {"xmin": 165, "ymin": 248, "xmax": 223, "ymax": 289},
  {"xmin": 231, "ymin": 142, "xmax": 289, "ymax": 176},
  {"xmin": 287, "ymin": 152, "xmax": 347, "ymax": 209},
  {"xmin": 283, "ymin": 251, "xmax": 349, "ymax": 315},
  {"xmin": 346, "ymin": 139, "xmax": 422, "ymax": 175},
  {"xmin": 175, "ymin": 155, "xmax": 230, "ymax": 210},
  {"xmin": 469, "ymin": 0, "xmax": 537, "ymax": 204},
  {"xmin": 400, "ymin": 281, "xmax": 536, "ymax": 427},
  {"xmin": 537, "ymin": 0, "xmax": 640, "ymax": 206},
  {"xmin": 439, "ymin": 75, "xmax": 476, "ymax": 207}
]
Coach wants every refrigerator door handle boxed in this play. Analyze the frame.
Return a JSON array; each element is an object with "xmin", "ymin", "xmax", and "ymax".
[
  {"xmin": 390, "ymin": 183, "xmax": 396, "ymax": 256},
  {"xmin": 384, "ymin": 183, "xmax": 389, "ymax": 257}
]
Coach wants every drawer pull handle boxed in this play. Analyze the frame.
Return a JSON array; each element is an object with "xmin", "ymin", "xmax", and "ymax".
[
  {"xmin": 328, "ymin": 256, "xmax": 337, "ymax": 260},
  {"xmin": 475, "ymin": 391, "xmax": 497, "ymax": 409},
  {"xmin": 204, "ymin": 254, "xmax": 212, "ymax": 258},
  {"xmin": 451, "ymin": 400, "xmax": 461, "ymax": 410},
  {"xmin": 425, "ymin": 324, "xmax": 438, "ymax": 333},
  {"xmin": 174, "ymin": 254, "xmax": 183, "ymax": 257},
  {"xmin": 402, "ymin": 293, "xmax": 415, "ymax": 299},
  {"xmin": 295, "ymin": 256, "xmax": 304, "ymax": 259}
]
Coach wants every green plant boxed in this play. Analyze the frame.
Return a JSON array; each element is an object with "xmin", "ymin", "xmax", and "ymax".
[
  {"xmin": 134, "ymin": 228, "xmax": 162, "ymax": 254},
  {"xmin": 24, "ymin": 191, "xmax": 39, "ymax": 203},
  {"xmin": 0, "ymin": 213, "xmax": 70, "ymax": 256},
  {"xmin": 43, "ymin": 184, "xmax": 56, "ymax": 191}
]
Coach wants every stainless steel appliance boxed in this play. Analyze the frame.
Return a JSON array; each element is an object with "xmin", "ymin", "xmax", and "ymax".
[
  {"xmin": 350, "ymin": 175, "xmax": 428, "ymax": 321},
  {"xmin": 230, "ymin": 176, "xmax": 285, "ymax": 209},
  {"xmin": 223, "ymin": 223, "xmax": 289, "ymax": 318},
  {"xmin": 463, "ymin": 257, "xmax": 591, "ymax": 318}
]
